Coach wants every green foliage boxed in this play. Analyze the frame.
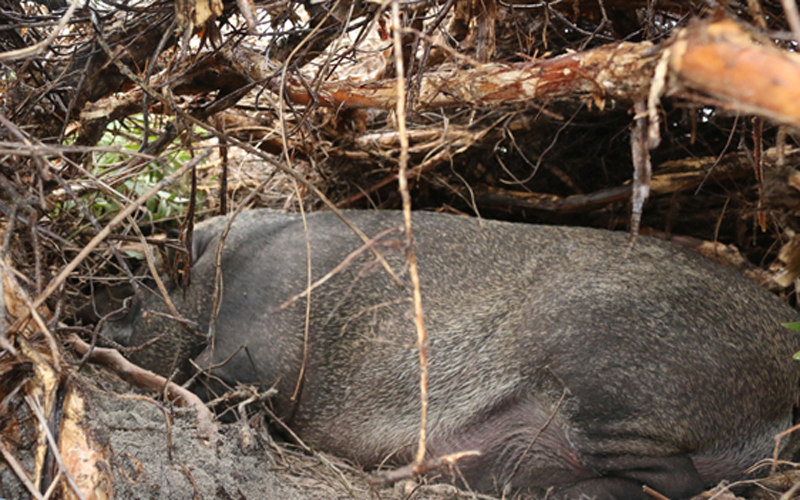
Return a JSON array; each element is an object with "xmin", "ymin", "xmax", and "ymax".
[
  {"xmin": 784, "ymin": 322, "xmax": 800, "ymax": 332},
  {"xmin": 80, "ymin": 116, "xmax": 204, "ymax": 224},
  {"xmin": 784, "ymin": 322, "xmax": 800, "ymax": 360}
]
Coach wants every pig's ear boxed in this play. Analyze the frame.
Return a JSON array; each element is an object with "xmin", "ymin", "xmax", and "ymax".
[
  {"xmin": 191, "ymin": 228, "xmax": 213, "ymax": 263},
  {"xmin": 191, "ymin": 218, "xmax": 229, "ymax": 263}
]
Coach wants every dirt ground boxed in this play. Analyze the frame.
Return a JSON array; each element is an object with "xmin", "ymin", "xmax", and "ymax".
[
  {"xmin": 88, "ymin": 389, "xmax": 796, "ymax": 500},
  {"xmin": 3, "ymin": 362, "xmax": 790, "ymax": 500},
  {"xmin": 1, "ymin": 363, "xmax": 501, "ymax": 500}
]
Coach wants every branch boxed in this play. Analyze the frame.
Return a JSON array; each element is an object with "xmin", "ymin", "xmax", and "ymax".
[
  {"xmin": 669, "ymin": 19, "xmax": 800, "ymax": 129},
  {"xmin": 228, "ymin": 18, "xmax": 800, "ymax": 131},
  {"xmin": 231, "ymin": 41, "xmax": 658, "ymax": 110},
  {"xmin": 68, "ymin": 335, "xmax": 219, "ymax": 440}
]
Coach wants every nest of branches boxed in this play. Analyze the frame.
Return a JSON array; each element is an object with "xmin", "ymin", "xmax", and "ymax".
[{"xmin": 3, "ymin": 0, "xmax": 800, "ymax": 497}]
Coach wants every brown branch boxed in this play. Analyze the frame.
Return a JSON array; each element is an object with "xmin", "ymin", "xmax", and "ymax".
[
  {"xmin": 472, "ymin": 184, "xmax": 633, "ymax": 214},
  {"xmin": 643, "ymin": 485, "xmax": 671, "ymax": 500},
  {"xmin": 228, "ymin": 17, "xmax": 800, "ymax": 134},
  {"xmin": 348, "ymin": 111, "xmax": 514, "ymax": 203},
  {"xmin": 390, "ymin": 0, "xmax": 430, "ymax": 467},
  {"xmin": 469, "ymin": 146, "xmax": 767, "ymax": 215},
  {"xmin": 68, "ymin": 336, "xmax": 218, "ymax": 440},
  {"xmin": 67, "ymin": 7, "xmax": 176, "ymax": 113},
  {"xmin": 669, "ymin": 19, "xmax": 800, "ymax": 129},
  {"xmin": 243, "ymin": 41, "xmax": 658, "ymax": 110},
  {"xmin": 77, "ymin": 49, "xmax": 250, "ymax": 149},
  {"xmin": 25, "ymin": 395, "xmax": 89, "ymax": 500},
  {"xmin": 369, "ymin": 450, "xmax": 482, "ymax": 487}
]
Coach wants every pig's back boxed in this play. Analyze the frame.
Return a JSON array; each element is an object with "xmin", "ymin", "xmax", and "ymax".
[{"xmin": 196, "ymin": 210, "xmax": 800, "ymax": 490}]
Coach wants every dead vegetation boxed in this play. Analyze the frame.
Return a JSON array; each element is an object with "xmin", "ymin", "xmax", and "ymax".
[{"xmin": 3, "ymin": 0, "xmax": 800, "ymax": 497}]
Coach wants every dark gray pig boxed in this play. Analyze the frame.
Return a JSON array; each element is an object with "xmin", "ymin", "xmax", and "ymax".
[{"xmin": 100, "ymin": 209, "xmax": 800, "ymax": 499}]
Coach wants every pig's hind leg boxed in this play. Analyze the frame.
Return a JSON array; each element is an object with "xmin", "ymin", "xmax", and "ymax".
[
  {"xmin": 434, "ymin": 398, "xmax": 706, "ymax": 499},
  {"xmin": 551, "ymin": 454, "xmax": 707, "ymax": 500}
]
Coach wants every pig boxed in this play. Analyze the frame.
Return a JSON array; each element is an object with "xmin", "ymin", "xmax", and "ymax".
[{"xmin": 99, "ymin": 209, "xmax": 800, "ymax": 499}]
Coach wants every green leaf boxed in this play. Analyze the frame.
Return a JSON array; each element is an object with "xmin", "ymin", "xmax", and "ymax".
[{"xmin": 124, "ymin": 249, "xmax": 145, "ymax": 260}]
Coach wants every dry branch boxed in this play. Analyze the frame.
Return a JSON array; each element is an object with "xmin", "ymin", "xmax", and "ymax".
[
  {"xmin": 470, "ymin": 147, "xmax": 789, "ymax": 215},
  {"xmin": 369, "ymin": 450, "xmax": 481, "ymax": 487},
  {"xmin": 473, "ymin": 184, "xmax": 633, "ymax": 214},
  {"xmin": 668, "ymin": 19, "xmax": 800, "ymax": 129},
  {"xmin": 59, "ymin": 8, "xmax": 176, "ymax": 118},
  {"xmin": 77, "ymin": 51, "xmax": 250, "ymax": 151},
  {"xmin": 263, "ymin": 41, "xmax": 659, "ymax": 110},
  {"xmin": 68, "ymin": 336, "xmax": 219, "ymax": 440},
  {"xmin": 228, "ymin": 17, "xmax": 800, "ymax": 135},
  {"xmin": 0, "ymin": 260, "xmax": 112, "ymax": 499}
]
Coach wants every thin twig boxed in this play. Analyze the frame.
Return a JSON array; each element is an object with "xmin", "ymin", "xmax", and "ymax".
[
  {"xmin": 643, "ymin": 485, "xmax": 671, "ymax": 500},
  {"xmin": 782, "ymin": 0, "xmax": 800, "ymax": 43},
  {"xmin": 276, "ymin": 226, "xmax": 400, "ymax": 310},
  {"xmin": 0, "ymin": 0, "xmax": 81, "ymax": 61},
  {"xmin": 290, "ymin": 179, "xmax": 312, "ymax": 401},
  {"xmin": 390, "ymin": 0, "xmax": 429, "ymax": 467},
  {"xmin": 0, "ymin": 439, "xmax": 45, "ymax": 500}
]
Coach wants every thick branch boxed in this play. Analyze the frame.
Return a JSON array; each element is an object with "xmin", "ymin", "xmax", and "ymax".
[
  {"xmin": 669, "ymin": 19, "xmax": 800, "ymax": 129},
  {"xmin": 231, "ymin": 41, "xmax": 658, "ymax": 110},
  {"xmin": 229, "ymin": 18, "xmax": 800, "ymax": 131},
  {"xmin": 67, "ymin": 10, "xmax": 175, "ymax": 113}
]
